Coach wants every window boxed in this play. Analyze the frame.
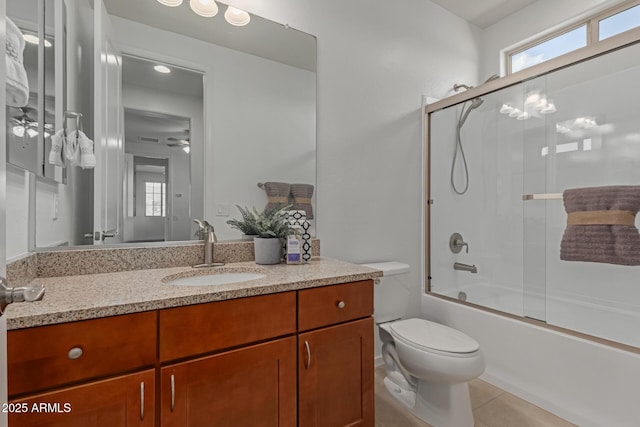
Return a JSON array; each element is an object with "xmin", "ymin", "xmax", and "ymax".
[
  {"xmin": 599, "ymin": 4, "xmax": 640, "ymax": 40},
  {"xmin": 507, "ymin": 0, "xmax": 640, "ymax": 74},
  {"xmin": 145, "ymin": 182, "xmax": 166, "ymax": 217},
  {"xmin": 511, "ymin": 25, "xmax": 587, "ymax": 73}
]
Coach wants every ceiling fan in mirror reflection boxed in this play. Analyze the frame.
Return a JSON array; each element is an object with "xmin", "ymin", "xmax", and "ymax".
[{"xmin": 156, "ymin": 0, "xmax": 251, "ymax": 26}]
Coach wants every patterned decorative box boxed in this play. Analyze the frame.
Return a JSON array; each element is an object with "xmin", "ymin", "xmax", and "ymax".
[{"xmin": 284, "ymin": 210, "xmax": 312, "ymax": 263}]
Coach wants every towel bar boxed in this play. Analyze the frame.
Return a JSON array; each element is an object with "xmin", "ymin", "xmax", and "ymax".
[{"xmin": 522, "ymin": 193, "xmax": 563, "ymax": 201}]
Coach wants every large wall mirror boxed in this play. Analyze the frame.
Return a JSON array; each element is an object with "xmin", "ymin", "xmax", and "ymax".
[{"xmin": 6, "ymin": 0, "xmax": 317, "ymax": 258}]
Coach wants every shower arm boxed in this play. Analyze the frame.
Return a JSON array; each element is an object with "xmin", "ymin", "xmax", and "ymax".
[{"xmin": 453, "ymin": 74, "xmax": 500, "ymax": 93}]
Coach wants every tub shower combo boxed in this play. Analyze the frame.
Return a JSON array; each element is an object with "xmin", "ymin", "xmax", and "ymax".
[{"xmin": 426, "ymin": 38, "xmax": 640, "ymax": 351}]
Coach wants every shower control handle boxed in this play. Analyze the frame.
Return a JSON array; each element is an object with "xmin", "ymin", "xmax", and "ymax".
[{"xmin": 449, "ymin": 233, "xmax": 469, "ymax": 254}]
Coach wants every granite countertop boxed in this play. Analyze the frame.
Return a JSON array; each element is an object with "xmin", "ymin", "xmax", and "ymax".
[{"xmin": 5, "ymin": 257, "xmax": 382, "ymax": 330}]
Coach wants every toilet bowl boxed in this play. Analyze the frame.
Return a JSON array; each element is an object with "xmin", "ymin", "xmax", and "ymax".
[{"xmin": 363, "ymin": 262, "xmax": 485, "ymax": 427}]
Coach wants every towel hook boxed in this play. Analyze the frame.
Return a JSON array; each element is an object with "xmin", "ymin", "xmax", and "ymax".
[{"xmin": 64, "ymin": 111, "xmax": 83, "ymax": 137}]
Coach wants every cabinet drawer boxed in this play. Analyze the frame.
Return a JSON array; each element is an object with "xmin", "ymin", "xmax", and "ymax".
[
  {"xmin": 8, "ymin": 311, "xmax": 157, "ymax": 397},
  {"xmin": 298, "ymin": 280, "xmax": 373, "ymax": 331},
  {"xmin": 159, "ymin": 291, "xmax": 297, "ymax": 362}
]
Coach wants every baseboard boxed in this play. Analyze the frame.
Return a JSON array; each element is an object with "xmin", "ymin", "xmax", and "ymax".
[{"xmin": 479, "ymin": 371, "xmax": 597, "ymax": 427}]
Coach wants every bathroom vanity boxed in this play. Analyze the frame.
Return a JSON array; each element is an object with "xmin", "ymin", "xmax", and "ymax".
[{"xmin": 5, "ymin": 257, "xmax": 380, "ymax": 427}]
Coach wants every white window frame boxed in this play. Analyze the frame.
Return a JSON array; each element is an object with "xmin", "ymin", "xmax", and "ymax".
[{"xmin": 506, "ymin": 0, "xmax": 640, "ymax": 75}]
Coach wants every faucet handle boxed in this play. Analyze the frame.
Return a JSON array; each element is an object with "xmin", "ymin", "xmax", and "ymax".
[
  {"xmin": 194, "ymin": 219, "xmax": 215, "ymax": 239},
  {"xmin": 449, "ymin": 233, "xmax": 469, "ymax": 254}
]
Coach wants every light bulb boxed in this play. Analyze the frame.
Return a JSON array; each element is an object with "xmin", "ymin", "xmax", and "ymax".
[
  {"xmin": 157, "ymin": 0, "xmax": 183, "ymax": 6},
  {"xmin": 23, "ymin": 34, "xmax": 39, "ymax": 45},
  {"xmin": 225, "ymin": 6, "xmax": 250, "ymax": 26},
  {"xmin": 154, "ymin": 65, "xmax": 171, "ymax": 74},
  {"xmin": 508, "ymin": 108, "xmax": 521, "ymax": 118},
  {"xmin": 500, "ymin": 104, "xmax": 514, "ymax": 114},
  {"xmin": 190, "ymin": 0, "xmax": 218, "ymax": 17},
  {"xmin": 26, "ymin": 128, "xmax": 38, "ymax": 138},
  {"xmin": 540, "ymin": 103, "xmax": 556, "ymax": 114}
]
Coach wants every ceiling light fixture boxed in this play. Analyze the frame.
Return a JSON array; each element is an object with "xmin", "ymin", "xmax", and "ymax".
[
  {"xmin": 157, "ymin": 0, "xmax": 183, "ymax": 6},
  {"xmin": 23, "ymin": 34, "xmax": 52, "ymax": 47},
  {"xmin": 154, "ymin": 65, "xmax": 171, "ymax": 74},
  {"xmin": 225, "ymin": 6, "xmax": 251, "ymax": 26},
  {"xmin": 190, "ymin": 0, "xmax": 218, "ymax": 17}
]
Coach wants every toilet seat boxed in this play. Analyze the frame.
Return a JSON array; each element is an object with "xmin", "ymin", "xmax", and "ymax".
[{"xmin": 388, "ymin": 318, "xmax": 479, "ymax": 357}]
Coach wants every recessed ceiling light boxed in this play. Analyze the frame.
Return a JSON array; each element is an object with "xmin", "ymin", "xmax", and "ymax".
[
  {"xmin": 23, "ymin": 34, "xmax": 52, "ymax": 47},
  {"xmin": 154, "ymin": 65, "xmax": 171, "ymax": 74},
  {"xmin": 190, "ymin": 0, "xmax": 218, "ymax": 17},
  {"xmin": 224, "ymin": 6, "xmax": 250, "ymax": 26}
]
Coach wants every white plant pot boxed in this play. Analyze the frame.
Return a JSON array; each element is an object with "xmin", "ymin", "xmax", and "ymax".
[{"xmin": 253, "ymin": 237, "xmax": 282, "ymax": 265}]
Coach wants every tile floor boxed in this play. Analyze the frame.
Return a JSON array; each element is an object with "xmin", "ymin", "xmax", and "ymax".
[{"xmin": 375, "ymin": 366, "xmax": 576, "ymax": 427}]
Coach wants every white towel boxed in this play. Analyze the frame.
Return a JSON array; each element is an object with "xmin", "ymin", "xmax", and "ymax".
[
  {"xmin": 62, "ymin": 130, "xmax": 96, "ymax": 169},
  {"xmin": 78, "ymin": 131, "xmax": 96, "ymax": 169},
  {"xmin": 63, "ymin": 130, "xmax": 79, "ymax": 164},
  {"xmin": 48, "ymin": 129, "xmax": 65, "ymax": 167},
  {"xmin": 5, "ymin": 18, "xmax": 29, "ymax": 107}
]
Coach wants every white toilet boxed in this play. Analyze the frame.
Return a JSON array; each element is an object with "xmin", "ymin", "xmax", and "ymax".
[{"xmin": 363, "ymin": 262, "xmax": 485, "ymax": 427}]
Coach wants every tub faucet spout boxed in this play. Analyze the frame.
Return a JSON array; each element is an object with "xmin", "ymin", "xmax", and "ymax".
[{"xmin": 454, "ymin": 262, "xmax": 477, "ymax": 274}]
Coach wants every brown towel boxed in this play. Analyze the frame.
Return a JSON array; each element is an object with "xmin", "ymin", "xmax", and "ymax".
[
  {"xmin": 263, "ymin": 182, "xmax": 290, "ymax": 213},
  {"xmin": 291, "ymin": 183, "xmax": 314, "ymax": 219},
  {"xmin": 560, "ymin": 185, "xmax": 640, "ymax": 266}
]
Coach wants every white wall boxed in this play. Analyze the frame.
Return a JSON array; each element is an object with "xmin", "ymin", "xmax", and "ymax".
[
  {"xmin": 222, "ymin": 0, "xmax": 481, "ymax": 323},
  {"xmin": 6, "ymin": 167, "xmax": 29, "ymax": 260},
  {"xmin": 110, "ymin": 15, "xmax": 317, "ymax": 241}
]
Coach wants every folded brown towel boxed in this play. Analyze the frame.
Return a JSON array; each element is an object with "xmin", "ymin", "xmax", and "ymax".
[
  {"xmin": 263, "ymin": 182, "xmax": 290, "ymax": 213},
  {"xmin": 560, "ymin": 185, "xmax": 640, "ymax": 266},
  {"xmin": 291, "ymin": 183, "xmax": 314, "ymax": 219}
]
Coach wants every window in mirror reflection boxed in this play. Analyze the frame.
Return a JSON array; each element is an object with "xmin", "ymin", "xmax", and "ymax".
[{"xmin": 145, "ymin": 182, "xmax": 167, "ymax": 217}]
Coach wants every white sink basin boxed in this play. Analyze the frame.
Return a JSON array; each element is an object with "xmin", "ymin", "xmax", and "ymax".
[{"xmin": 169, "ymin": 272, "xmax": 266, "ymax": 286}]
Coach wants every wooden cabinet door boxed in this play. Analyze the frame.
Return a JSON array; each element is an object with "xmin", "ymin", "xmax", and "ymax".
[
  {"xmin": 299, "ymin": 317, "xmax": 374, "ymax": 427},
  {"xmin": 161, "ymin": 336, "xmax": 296, "ymax": 427},
  {"xmin": 9, "ymin": 369, "xmax": 155, "ymax": 427}
]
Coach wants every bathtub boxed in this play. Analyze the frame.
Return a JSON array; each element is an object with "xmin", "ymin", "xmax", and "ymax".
[{"xmin": 440, "ymin": 282, "xmax": 640, "ymax": 349}]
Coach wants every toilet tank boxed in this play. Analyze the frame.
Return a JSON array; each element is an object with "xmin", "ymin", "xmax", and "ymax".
[{"xmin": 361, "ymin": 262, "xmax": 410, "ymax": 323}]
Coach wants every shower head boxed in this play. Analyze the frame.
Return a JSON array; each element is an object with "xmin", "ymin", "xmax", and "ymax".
[
  {"xmin": 458, "ymin": 97, "xmax": 484, "ymax": 128},
  {"xmin": 470, "ymin": 97, "xmax": 484, "ymax": 109}
]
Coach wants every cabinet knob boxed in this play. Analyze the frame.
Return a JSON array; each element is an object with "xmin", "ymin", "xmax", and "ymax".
[
  {"xmin": 337, "ymin": 300, "xmax": 346, "ymax": 309},
  {"xmin": 67, "ymin": 347, "xmax": 83, "ymax": 360}
]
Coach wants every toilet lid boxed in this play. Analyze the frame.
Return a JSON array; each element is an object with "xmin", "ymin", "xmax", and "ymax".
[{"xmin": 389, "ymin": 318, "xmax": 479, "ymax": 354}]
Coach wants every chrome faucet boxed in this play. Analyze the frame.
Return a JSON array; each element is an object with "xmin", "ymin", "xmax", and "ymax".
[
  {"xmin": 454, "ymin": 262, "xmax": 477, "ymax": 274},
  {"xmin": 193, "ymin": 219, "xmax": 224, "ymax": 268}
]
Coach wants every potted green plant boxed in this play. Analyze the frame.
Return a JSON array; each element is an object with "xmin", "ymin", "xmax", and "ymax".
[{"xmin": 227, "ymin": 205, "xmax": 292, "ymax": 264}]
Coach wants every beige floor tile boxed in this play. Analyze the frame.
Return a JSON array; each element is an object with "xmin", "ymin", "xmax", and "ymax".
[
  {"xmin": 474, "ymin": 393, "xmax": 577, "ymax": 427},
  {"xmin": 469, "ymin": 378, "xmax": 504, "ymax": 409}
]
